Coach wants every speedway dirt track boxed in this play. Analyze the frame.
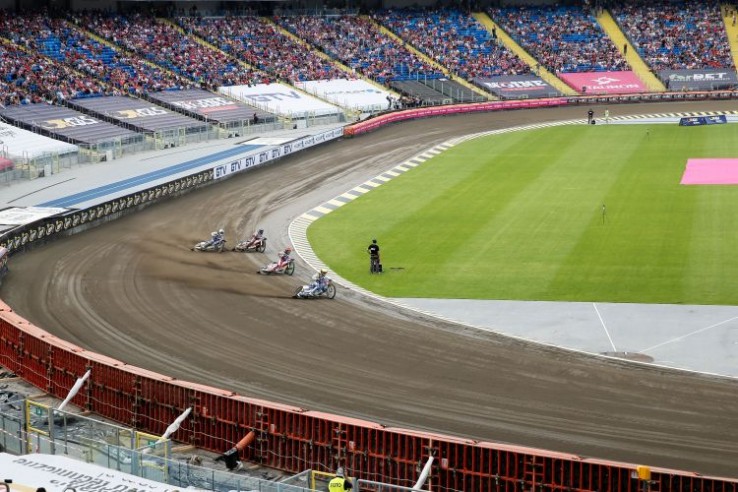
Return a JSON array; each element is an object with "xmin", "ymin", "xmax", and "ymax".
[{"xmin": 4, "ymin": 102, "xmax": 738, "ymax": 478}]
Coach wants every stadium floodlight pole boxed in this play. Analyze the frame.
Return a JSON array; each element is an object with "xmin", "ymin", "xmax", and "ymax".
[
  {"xmin": 412, "ymin": 456, "xmax": 434, "ymax": 491},
  {"xmin": 57, "ymin": 369, "xmax": 91, "ymax": 412}
]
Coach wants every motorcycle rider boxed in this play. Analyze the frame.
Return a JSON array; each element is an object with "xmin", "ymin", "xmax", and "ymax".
[
  {"xmin": 304, "ymin": 269, "xmax": 329, "ymax": 296},
  {"xmin": 266, "ymin": 247, "xmax": 292, "ymax": 272},
  {"xmin": 203, "ymin": 231, "xmax": 220, "ymax": 248},
  {"xmin": 245, "ymin": 228, "xmax": 265, "ymax": 248}
]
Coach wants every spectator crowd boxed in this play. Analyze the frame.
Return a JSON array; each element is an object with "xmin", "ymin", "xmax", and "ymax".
[
  {"xmin": 377, "ymin": 8, "xmax": 530, "ymax": 80},
  {"xmin": 611, "ymin": 0, "xmax": 733, "ymax": 72},
  {"xmin": 0, "ymin": 12, "xmax": 110, "ymax": 106},
  {"xmin": 275, "ymin": 15, "xmax": 443, "ymax": 83},
  {"xmin": 178, "ymin": 16, "xmax": 348, "ymax": 83},
  {"xmin": 490, "ymin": 5, "xmax": 628, "ymax": 73},
  {"xmin": 1, "ymin": 4, "xmax": 736, "ymax": 108},
  {"xmin": 78, "ymin": 12, "xmax": 270, "ymax": 89}
]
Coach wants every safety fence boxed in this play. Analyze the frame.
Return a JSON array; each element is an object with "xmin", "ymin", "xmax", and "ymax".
[
  {"xmin": 344, "ymin": 89, "xmax": 738, "ymax": 136},
  {"xmin": 0, "ymin": 401, "xmax": 316, "ymax": 491},
  {"xmin": 0, "ymin": 103, "xmax": 737, "ymax": 491},
  {"xmin": 0, "ymin": 327, "xmax": 736, "ymax": 492}
]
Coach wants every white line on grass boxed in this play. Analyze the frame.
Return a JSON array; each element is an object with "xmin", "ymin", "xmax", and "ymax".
[
  {"xmin": 640, "ymin": 315, "xmax": 738, "ymax": 353},
  {"xmin": 593, "ymin": 303, "xmax": 617, "ymax": 352}
]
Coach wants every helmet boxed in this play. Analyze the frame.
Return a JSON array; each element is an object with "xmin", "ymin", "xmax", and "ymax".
[
  {"xmin": 336, "ymin": 467, "xmax": 344, "ymax": 478},
  {"xmin": 320, "ymin": 269, "xmax": 327, "ymax": 275},
  {"xmin": 258, "ymin": 229, "xmax": 264, "ymax": 234},
  {"xmin": 211, "ymin": 232, "xmax": 218, "ymax": 237},
  {"xmin": 218, "ymin": 229, "xmax": 224, "ymax": 235},
  {"xmin": 284, "ymin": 247, "xmax": 292, "ymax": 253}
]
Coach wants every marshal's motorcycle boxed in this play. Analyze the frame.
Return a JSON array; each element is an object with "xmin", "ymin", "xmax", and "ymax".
[
  {"xmin": 294, "ymin": 278, "xmax": 336, "ymax": 299},
  {"xmin": 233, "ymin": 236, "xmax": 267, "ymax": 253}
]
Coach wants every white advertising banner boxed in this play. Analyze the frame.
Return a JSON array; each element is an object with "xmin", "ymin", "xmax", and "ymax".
[
  {"xmin": 212, "ymin": 127, "xmax": 343, "ymax": 180},
  {"xmin": 296, "ymin": 79, "xmax": 392, "ymax": 112},
  {"xmin": 0, "ymin": 453, "xmax": 196, "ymax": 492},
  {"xmin": 219, "ymin": 84, "xmax": 341, "ymax": 117},
  {"xmin": 0, "ymin": 206, "xmax": 68, "ymax": 226},
  {"xmin": 0, "ymin": 121, "xmax": 78, "ymax": 160}
]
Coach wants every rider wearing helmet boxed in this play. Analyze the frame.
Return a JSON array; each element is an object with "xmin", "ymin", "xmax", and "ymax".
[
  {"xmin": 204, "ymin": 231, "xmax": 219, "ymax": 247},
  {"xmin": 305, "ymin": 268, "xmax": 329, "ymax": 296},
  {"xmin": 267, "ymin": 247, "xmax": 292, "ymax": 272},
  {"xmin": 246, "ymin": 228, "xmax": 265, "ymax": 248}
]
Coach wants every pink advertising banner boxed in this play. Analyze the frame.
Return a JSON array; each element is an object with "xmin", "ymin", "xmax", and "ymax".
[{"xmin": 559, "ymin": 71, "xmax": 647, "ymax": 94}]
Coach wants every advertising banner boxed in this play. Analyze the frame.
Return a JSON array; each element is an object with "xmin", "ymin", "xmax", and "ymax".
[
  {"xmin": 0, "ymin": 121, "xmax": 78, "ymax": 159},
  {"xmin": 679, "ymin": 114, "xmax": 728, "ymax": 126},
  {"xmin": 559, "ymin": 71, "xmax": 647, "ymax": 94},
  {"xmin": 296, "ymin": 79, "xmax": 392, "ymax": 112},
  {"xmin": 0, "ymin": 207, "xmax": 68, "ymax": 226},
  {"xmin": 0, "ymin": 104, "xmax": 140, "ymax": 145},
  {"xmin": 219, "ymin": 83, "xmax": 341, "ymax": 117},
  {"xmin": 212, "ymin": 127, "xmax": 343, "ymax": 180},
  {"xmin": 149, "ymin": 89, "xmax": 269, "ymax": 124},
  {"xmin": 73, "ymin": 96, "xmax": 206, "ymax": 132},
  {"xmin": 0, "ymin": 453, "xmax": 184, "ymax": 492},
  {"xmin": 660, "ymin": 69, "xmax": 738, "ymax": 91},
  {"xmin": 474, "ymin": 75, "xmax": 560, "ymax": 99}
]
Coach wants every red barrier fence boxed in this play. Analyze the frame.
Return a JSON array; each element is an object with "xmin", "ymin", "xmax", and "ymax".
[
  {"xmin": 345, "ymin": 99, "xmax": 568, "ymax": 136},
  {"xmin": 1, "ymin": 302, "xmax": 737, "ymax": 492}
]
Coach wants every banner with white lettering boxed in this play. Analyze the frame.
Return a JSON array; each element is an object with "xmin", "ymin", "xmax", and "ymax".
[
  {"xmin": 0, "ymin": 121, "xmax": 78, "ymax": 160},
  {"xmin": 73, "ymin": 96, "xmax": 206, "ymax": 132},
  {"xmin": 559, "ymin": 71, "xmax": 647, "ymax": 94},
  {"xmin": 0, "ymin": 207, "xmax": 68, "ymax": 226},
  {"xmin": 212, "ymin": 127, "xmax": 343, "ymax": 180},
  {"xmin": 149, "ymin": 89, "xmax": 268, "ymax": 124},
  {"xmin": 0, "ymin": 104, "xmax": 141, "ymax": 145},
  {"xmin": 296, "ymin": 79, "xmax": 392, "ymax": 112},
  {"xmin": 473, "ymin": 75, "xmax": 561, "ymax": 99},
  {"xmin": 660, "ymin": 69, "xmax": 738, "ymax": 91},
  {"xmin": 0, "ymin": 453, "xmax": 192, "ymax": 492},
  {"xmin": 219, "ymin": 84, "xmax": 341, "ymax": 117}
]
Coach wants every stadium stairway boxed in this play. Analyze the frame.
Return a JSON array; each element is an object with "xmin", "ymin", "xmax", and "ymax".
[
  {"xmin": 596, "ymin": 9, "xmax": 666, "ymax": 92},
  {"xmin": 265, "ymin": 18, "xmax": 404, "ymax": 101},
  {"xmin": 367, "ymin": 15, "xmax": 494, "ymax": 101},
  {"xmin": 722, "ymin": 5, "xmax": 738, "ymax": 71},
  {"xmin": 472, "ymin": 12, "xmax": 576, "ymax": 96}
]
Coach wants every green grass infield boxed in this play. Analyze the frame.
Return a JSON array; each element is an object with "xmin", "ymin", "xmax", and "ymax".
[{"xmin": 307, "ymin": 123, "xmax": 738, "ymax": 304}]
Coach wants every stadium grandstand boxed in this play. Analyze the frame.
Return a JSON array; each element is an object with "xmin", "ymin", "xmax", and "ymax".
[{"xmin": 2, "ymin": 1, "xmax": 738, "ymax": 491}]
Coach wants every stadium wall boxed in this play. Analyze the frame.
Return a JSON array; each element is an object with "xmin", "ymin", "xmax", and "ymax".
[{"xmin": 2, "ymin": 102, "xmax": 738, "ymax": 491}]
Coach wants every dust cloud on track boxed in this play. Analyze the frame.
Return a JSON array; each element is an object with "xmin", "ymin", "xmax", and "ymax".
[{"xmin": 4, "ymin": 102, "xmax": 738, "ymax": 477}]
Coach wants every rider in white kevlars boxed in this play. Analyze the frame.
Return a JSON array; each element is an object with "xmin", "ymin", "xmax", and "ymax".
[
  {"xmin": 205, "ymin": 231, "xmax": 219, "ymax": 247},
  {"xmin": 305, "ymin": 269, "xmax": 329, "ymax": 296}
]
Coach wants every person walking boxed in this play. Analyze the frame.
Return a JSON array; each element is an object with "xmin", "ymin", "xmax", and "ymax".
[{"xmin": 328, "ymin": 467, "xmax": 353, "ymax": 491}]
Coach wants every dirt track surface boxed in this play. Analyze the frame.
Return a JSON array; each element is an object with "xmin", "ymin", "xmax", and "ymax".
[{"xmin": 4, "ymin": 102, "xmax": 738, "ymax": 478}]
